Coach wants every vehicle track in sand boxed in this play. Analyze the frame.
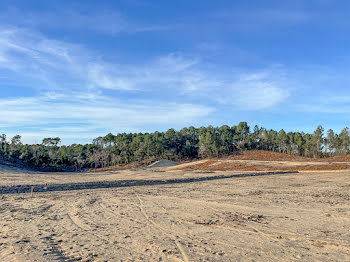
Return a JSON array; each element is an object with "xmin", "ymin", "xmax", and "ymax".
[
  {"xmin": 1, "ymin": 168, "xmax": 350, "ymax": 261},
  {"xmin": 136, "ymin": 193, "xmax": 190, "ymax": 262}
]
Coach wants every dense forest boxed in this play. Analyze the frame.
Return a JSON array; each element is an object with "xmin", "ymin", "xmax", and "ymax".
[{"xmin": 0, "ymin": 122, "xmax": 349, "ymax": 171}]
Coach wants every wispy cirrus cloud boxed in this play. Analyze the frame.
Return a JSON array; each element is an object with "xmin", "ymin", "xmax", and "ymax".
[
  {"xmin": 295, "ymin": 94, "xmax": 350, "ymax": 114},
  {"xmin": 90, "ymin": 54, "xmax": 291, "ymax": 110},
  {"xmin": 0, "ymin": 7, "xmax": 171, "ymax": 36},
  {"xmin": 0, "ymin": 27, "xmax": 290, "ymax": 108},
  {"xmin": 0, "ymin": 92, "xmax": 214, "ymax": 144},
  {"xmin": 0, "ymin": 26, "xmax": 292, "ymax": 143},
  {"xmin": 227, "ymin": 71, "xmax": 290, "ymax": 110},
  {"xmin": 214, "ymin": 6, "xmax": 311, "ymax": 31},
  {"xmin": 0, "ymin": 94, "xmax": 213, "ymax": 128},
  {"xmin": 0, "ymin": 27, "xmax": 87, "ymax": 90}
]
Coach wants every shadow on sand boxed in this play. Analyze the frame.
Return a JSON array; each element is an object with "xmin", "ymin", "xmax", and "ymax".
[{"xmin": 0, "ymin": 171, "xmax": 298, "ymax": 195}]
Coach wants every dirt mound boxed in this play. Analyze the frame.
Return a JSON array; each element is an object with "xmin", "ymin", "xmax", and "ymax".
[
  {"xmin": 230, "ymin": 150, "xmax": 308, "ymax": 161},
  {"xmin": 148, "ymin": 159, "xmax": 179, "ymax": 168}
]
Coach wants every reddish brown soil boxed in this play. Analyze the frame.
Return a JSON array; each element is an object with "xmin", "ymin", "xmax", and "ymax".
[
  {"xmin": 176, "ymin": 151, "xmax": 350, "ymax": 171},
  {"xmin": 229, "ymin": 150, "xmax": 309, "ymax": 161},
  {"xmin": 230, "ymin": 150, "xmax": 350, "ymax": 163},
  {"xmin": 93, "ymin": 150, "xmax": 350, "ymax": 172},
  {"xmin": 321, "ymin": 155, "xmax": 350, "ymax": 162},
  {"xmin": 178, "ymin": 159, "xmax": 349, "ymax": 172}
]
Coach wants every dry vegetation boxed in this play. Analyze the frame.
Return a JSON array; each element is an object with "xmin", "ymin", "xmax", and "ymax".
[
  {"xmin": 91, "ymin": 150, "xmax": 350, "ymax": 173},
  {"xmin": 167, "ymin": 150, "xmax": 350, "ymax": 172}
]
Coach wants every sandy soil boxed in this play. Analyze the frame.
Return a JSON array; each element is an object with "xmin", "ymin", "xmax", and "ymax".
[{"xmin": 1, "ymin": 162, "xmax": 350, "ymax": 262}]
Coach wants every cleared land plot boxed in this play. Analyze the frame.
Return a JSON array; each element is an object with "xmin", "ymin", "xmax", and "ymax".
[
  {"xmin": 93, "ymin": 151, "xmax": 350, "ymax": 172},
  {"xmin": 169, "ymin": 158, "xmax": 350, "ymax": 171},
  {"xmin": 1, "ymin": 166, "xmax": 350, "ymax": 261}
]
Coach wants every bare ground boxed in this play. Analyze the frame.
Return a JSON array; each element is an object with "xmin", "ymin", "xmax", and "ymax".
[{"xmin": 1, "ymin": 161, "xmax": 350, "ymax": 261}]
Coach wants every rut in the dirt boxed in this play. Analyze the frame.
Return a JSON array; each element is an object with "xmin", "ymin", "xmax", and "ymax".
[{"xmin": 0, "ymin": 171, "xmax": 298, "ymax": 194}]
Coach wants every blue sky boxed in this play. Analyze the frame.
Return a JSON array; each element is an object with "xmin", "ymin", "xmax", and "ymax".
[{"xmin": 1, "ymin": 0, "xmax": 350, "ymax": 144}]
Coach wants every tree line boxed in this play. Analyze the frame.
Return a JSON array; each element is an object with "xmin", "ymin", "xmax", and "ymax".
[{"xmin": 0, "ymin": 122, "xmax": 349, "ymax": 171}]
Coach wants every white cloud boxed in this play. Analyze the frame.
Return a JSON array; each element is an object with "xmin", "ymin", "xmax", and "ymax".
[
  {"xmin": 0, "ymin": 29, "xmax": 215, "ymax": 93},
  {"xmin": 217, "ymin": 8, "xmax": 310, "ymax": 31},
  {"xmin": 295, "ymin": 95, "xmax": 350, "ymax": 114},
  {"xmin": 0, "ymin": 7, "xmax": 171, "ymax": 36},
  {"xmin": 0, "ymin": 26, "xmax": 291, "ymax": 143},
  {"xmin": 88, "ymin": 64, "xmax": 135, "ymax": 91},
  {"xmin": 0, "ymin": 27, "xmax": 87, "ymax": 90},
  {"xmin": 0, "ymin": 27, "xmax": 290, "ymax": 108},
  {"xmin": 229, "ymin": 71, "xmax": 290, "ymax": 110},
  {"xmin": 86, "ymin": 53, "xmax": 290, "ymax": 111},
  {"xmin": 0, "ymin": 92, "xmax": 214, "ymax": 143}
]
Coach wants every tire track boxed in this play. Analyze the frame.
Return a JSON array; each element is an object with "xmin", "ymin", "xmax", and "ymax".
[
  {"xmin": 67, "ymin": 208, "xmax": 92, "ymax": 231},
  {"xmin": 135, "ymin": 193, "xmax": 190, "ymax": 262}
]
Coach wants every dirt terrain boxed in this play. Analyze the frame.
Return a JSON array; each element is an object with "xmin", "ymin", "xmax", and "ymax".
[
  {"xmin": 164, "ymin": 151, "xmax": 350, "ymax": 171},
  {"xmin": 1, "ymin": 157, "xmax": 350, "ymax": 261},
  {"xmin": 93, "ymin": 151, "xmax": 350, "ymax": 172},
  {"xmin": 171, "ymin": 158, "xmax": 350, "ymax": 171}
]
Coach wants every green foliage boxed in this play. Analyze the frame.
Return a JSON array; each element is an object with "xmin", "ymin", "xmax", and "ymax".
[{"xmin": 1, "ymin": 124, "xmax": 350, "ymax": 171}]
